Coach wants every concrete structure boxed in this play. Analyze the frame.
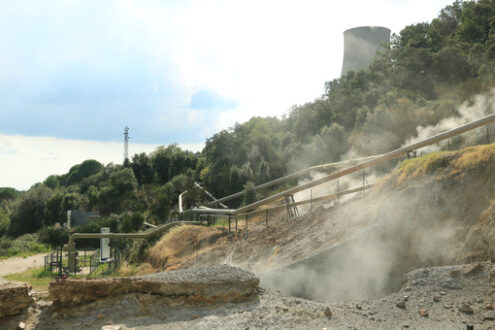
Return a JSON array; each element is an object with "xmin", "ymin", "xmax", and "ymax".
[
  {"xmin": 100, "ymin": 227, "xmax": 110, "ymax": 260},
  {"xmin": 341, "ymin": 26, "xmax": 391, "ymax": 76}
]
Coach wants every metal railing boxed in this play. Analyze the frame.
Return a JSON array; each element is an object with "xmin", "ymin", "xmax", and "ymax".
[{"xmin": 67, "ymin": 221, "xmax": 202, "ymax": 272}]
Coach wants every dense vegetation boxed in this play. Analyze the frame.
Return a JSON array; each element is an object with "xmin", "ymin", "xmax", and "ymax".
[{"xmin": 1, "ymin": 0, "xmax": 495, "ymax": 252}]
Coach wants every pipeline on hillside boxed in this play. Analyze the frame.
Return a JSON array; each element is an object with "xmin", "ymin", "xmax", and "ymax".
[
  {"xmin": 189, "ymin": 112, "xmax": 495, "ymax": 216},
  {"xmin": 67, "ymin": 221, "xmax": 202, "ymax": 272},
  {"xmin": 181, "ymin": 184, "xmax": 372, "ymax": 219},
  {"xmin": 204, "ymin": 154, "xmax": 381, "ymax": 207}
]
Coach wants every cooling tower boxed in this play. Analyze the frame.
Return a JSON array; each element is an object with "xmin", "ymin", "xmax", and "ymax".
[{"xmin": 341, "ymin": 26, "xmax": 391, "ymax": 76}]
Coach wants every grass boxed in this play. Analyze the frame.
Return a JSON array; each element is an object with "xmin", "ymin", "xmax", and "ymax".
[
  {"xmin": 395, "ymin": 151, "xmax": 453, "ymax": 184},
  {"xmin": 3, "ymin": 265, "xmax": 91, "ymax": 295},
  {"xmin": 0, "ymin": 234, "xmax": 51, "ymax": 259},
  {"xmin": 385, "ymin": 143, "xmax": 495, "ymax": 188},
  {"xmin": 0, "ymin": 249, "xmax": 50, "ymax": 261},
  {"xmin": 148, "ymin": 225, "xmax": 227, "ymax": 270},
  {"xmin": 3, "ymin": 267, "xmax": 54, "ymax": 294}
]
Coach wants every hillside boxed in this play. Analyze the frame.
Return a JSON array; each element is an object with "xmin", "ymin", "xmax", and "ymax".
[
  {"xmin": 147, "ymin": 143, "xmax": 495, "ymax": 301},
  {"xmin": 3, "ymin": 0, "xmax": 495, "ymax": 253}
]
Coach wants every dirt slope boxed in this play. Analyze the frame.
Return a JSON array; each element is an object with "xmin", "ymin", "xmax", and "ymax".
[{"xmin": 148, "ymin": 143, "xmax": 495, "ymax": 302}]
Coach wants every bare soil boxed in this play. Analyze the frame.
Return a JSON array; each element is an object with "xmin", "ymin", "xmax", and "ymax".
[{"xmin": 0, "ymin": 253, "xmax": 46, "ymax": 277}]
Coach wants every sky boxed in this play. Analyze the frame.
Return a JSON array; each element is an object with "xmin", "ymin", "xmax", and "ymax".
[{"xmin": 0, "ymin": 0, "xmax": 454, "ymax": 190}]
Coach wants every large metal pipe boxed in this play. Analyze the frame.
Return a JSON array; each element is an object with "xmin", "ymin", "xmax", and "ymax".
[
  {"xmin": 67, "ymin": 221, "xmax": 201, "ymax": 272},
  {"xmin": 194, "ymin": 182, "xmax": 228, "ymax": 208},
  {"xmin": 205, "ymin": 154, "xmax": 381, "ymax": 207},
  {"xmin": 236, "ymin": 185, "xmax": 373, "ymax": 218},
  {"xmin": 234, "ymin": 112, "xmax": 495, "ymax": 214}
]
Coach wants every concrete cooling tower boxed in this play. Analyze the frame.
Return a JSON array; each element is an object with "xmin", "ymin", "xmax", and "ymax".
[{"xmin": 341, "ymin": 26, "xmax": 391, "ymax": 76}]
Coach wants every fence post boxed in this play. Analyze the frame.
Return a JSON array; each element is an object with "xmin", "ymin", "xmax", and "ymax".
[{"xmin": 228, "ymin": 215, "xmax": 231, "ymax": 232}]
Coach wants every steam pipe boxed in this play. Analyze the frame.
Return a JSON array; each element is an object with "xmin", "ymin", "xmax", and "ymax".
[
  {"xmin": 205, "ymin": 154, "xmax": 381, "ymax": 206},
  {"xmin": 67, "ymin": 221, "xmax": 201, "ymax": 272},
  {"xmin": 236, "ymin": 185, "xmax": 373, "ymax": 218},
  {"xmin": 234, "ymin": 112, "xmax": 495, "ymax": 214},
  {"xmin": 178, "ymin": 190, "xmax": 187, "ymax": 213},
  {"xmin": 194, "ymin": 182, "xmax": 228, "ymax": 208}
]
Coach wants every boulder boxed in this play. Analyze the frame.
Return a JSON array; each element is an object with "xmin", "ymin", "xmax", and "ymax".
[
  {"xmin": 49, "ymin": 265, "xmax": 259, "ymax": 305},
  {"xmin": 0, "ymin": 279, "xmax": 32, "ymax": 318}
]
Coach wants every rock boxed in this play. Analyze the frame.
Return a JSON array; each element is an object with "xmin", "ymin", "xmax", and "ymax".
[
  {"xmin": 450, "ymin": 269, "xmax": 461, "ymax": 277},
  {"xmin": 485, "ymin": 303, "xmax": 494, "ymax": 310},
  {"xmin": 440, "ymin": 291, "xmax": 447, "ymax": 295},
  {"xmin": 402, "ymin": 324, "xmax": 409, "ymax": 328},
  {"xmin": 433, "ymin": 296, "xmax": 441, "ymax": 302},
  {"xmin": 402, "ymin": 295, "xmax": 409, "ymax": 302},
  {"xmin": 419, "ymin": 309, "xmax": 428, "ymax": 317},
  {"xmin": 282, "ymin": 307, "xmax": 288, "ymax": 312},
  {"xmin": 37, "ymin": 300, "xmax": 52, "ymax": 308},
  {"xmin": 463, "ymin": 263, "xmax": 483, "ymax": 276},
  {"xmin": 17, "ymin": 322, "xmax": 26, "ymax": 329},
  {"xmin": 404, "ymin": 287, "xmax": 412, "ymax": 292},
  {"xmin": 484, "ymin": 311, "xmax": 495, "ymax": 320},
  {"xmin": 49, "ymin": 265, "xmax": 259, "ymax": 306},
  {"xmin": 356, "ymin": 304, "xmax": 362, "ymax": 310},
  {"xmin": 101, "ymin": 326, "xmax": 121, "ymax": 330},
  {"xmin": 459, "ymin": 304, "xmax": 474, "ymax": 314},
  {"xmin": 324, "ymin": 307, "xmax": 332, "ymax": 320},
  {"xmin": 396, "ymin": 301, "xmax": 406, "ymax": 309},
  {"xmin": 0, "ymin": 279, "xmax": 32, "ymax": 318}
]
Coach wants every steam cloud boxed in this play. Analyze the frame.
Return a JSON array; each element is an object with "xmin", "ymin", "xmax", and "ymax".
[
  {"xmin": 404, "ymin": 88, "xmax": 495, "ymax": 153},
  {"xmin": 259, "ymin": 89, "xmax": 495, "ymax": 302}
]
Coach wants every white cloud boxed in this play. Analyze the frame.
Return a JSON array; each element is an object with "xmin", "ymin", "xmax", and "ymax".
[{"xmin": 0, "ymin": 0, "xmax": 454, "ymax": 189}]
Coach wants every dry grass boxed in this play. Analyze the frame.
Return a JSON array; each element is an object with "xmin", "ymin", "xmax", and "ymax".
[
  {"xmin": 117, "ymin": 262, "xmax": 155, "ymax": 276},
  {"xmin": 148, "ymin": 225, "xmax": 228, "ymax": 270},
  {"xmin": 386, "ymin": 143, "xmax": 495, "ymax": 187}
]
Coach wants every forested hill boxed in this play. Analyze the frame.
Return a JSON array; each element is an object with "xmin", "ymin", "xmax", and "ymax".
[{"xmin": 2, "ymin": 0, "xmax": 495, "ymax": 245}]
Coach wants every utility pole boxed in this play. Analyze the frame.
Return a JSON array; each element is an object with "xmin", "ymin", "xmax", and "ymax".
[{"xmin": 123, "ymin": 126, "xmax": 130, "ymax": 164}]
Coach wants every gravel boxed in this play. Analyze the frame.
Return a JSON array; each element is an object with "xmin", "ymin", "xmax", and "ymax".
[{"xmin": 18, "ymin": 261, "xmax": 495, "ymax": 329}]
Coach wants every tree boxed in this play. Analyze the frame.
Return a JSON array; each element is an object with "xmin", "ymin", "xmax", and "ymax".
[
  {"xmin": 8, "ymin": 186, "xmax": 52, "ymax": 236},
  {"xmin": 243, "ymin": 181, "xmax": 257, "ymax": 205},
  {"xmin": 0, "ymin": 187, "xmax": 20, "ymax": 201},
  {"xmin": 67, "ymin": 160, "xmax": 104, "ymax": 185},
  {"xmin": 97, "ymin": 168, "xmax": 138, "ymax": 215},
  {"xmin": 131, "ymin": 153, "xmax": 154, "ymax": 185},
  {"xmin": 0, "ymin": 210, "xmax": 9, "ymax": 236}
]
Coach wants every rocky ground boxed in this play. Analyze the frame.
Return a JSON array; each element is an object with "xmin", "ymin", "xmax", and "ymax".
[{"xmin": 3, "ymin": 262, "xmax": 495, "ymax": 329}]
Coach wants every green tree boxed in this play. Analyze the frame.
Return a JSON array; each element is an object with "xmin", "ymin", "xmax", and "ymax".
[
  {"xmin": 67, "ymin": 160, "xmax": 104, "ymax": 185},
  {"xmin": 9, "ymin": 186, "xmax": 52, "ymax": 236},
  {"xmin": 131, "ymin": 153, "xmax": 154, "ymax": 185}
]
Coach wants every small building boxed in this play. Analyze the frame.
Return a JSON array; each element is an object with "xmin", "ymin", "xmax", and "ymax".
[{"xmin": 66, "ymin": 210, "xmax": 100, "ymax": 228}]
